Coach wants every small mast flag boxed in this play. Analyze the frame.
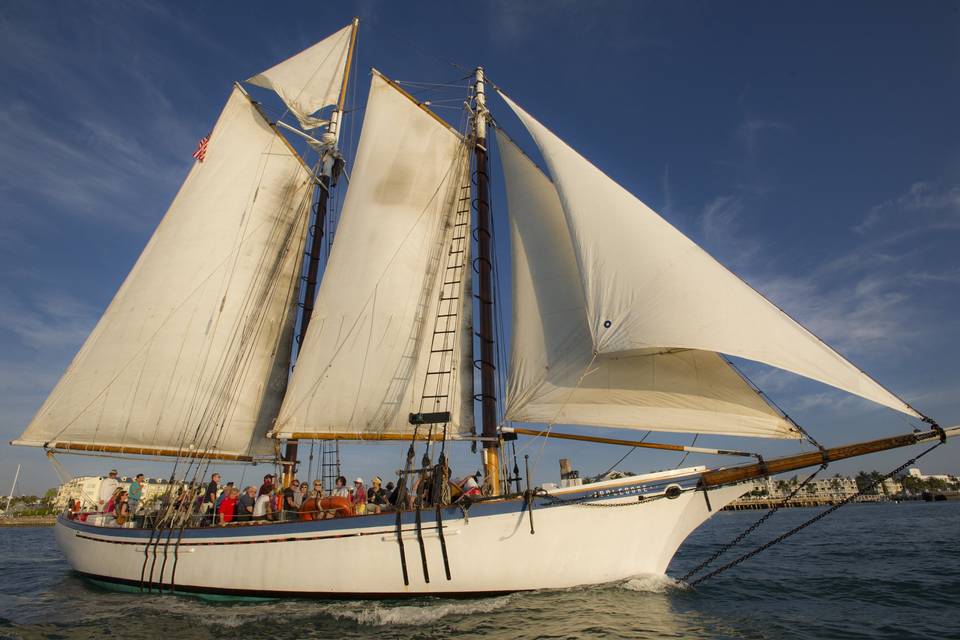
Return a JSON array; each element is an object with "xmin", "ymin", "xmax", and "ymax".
[{"xmin": 193, "ymin": 135, "xmax": 210, "ymax": 162}]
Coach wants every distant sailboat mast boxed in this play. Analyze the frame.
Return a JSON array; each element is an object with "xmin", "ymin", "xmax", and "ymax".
[{"xmin": 3, "ymin": 464, "xmax": 20, "ymax": 516}]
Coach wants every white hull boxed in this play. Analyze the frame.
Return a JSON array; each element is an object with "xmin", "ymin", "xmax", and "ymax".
[{"xmin": 56, "ymin": 471, "xmax": 748, "ymax": 598}]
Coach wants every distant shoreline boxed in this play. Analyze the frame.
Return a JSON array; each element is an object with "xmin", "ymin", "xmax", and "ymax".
[{"xmin": 0, "ymin": 516, "xmax": 56, "ymax": 527}]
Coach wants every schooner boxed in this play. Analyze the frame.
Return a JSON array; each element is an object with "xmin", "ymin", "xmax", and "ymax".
[{"xmin": 12, "ymin": 20, "xmax": 957, "ymax": 598}]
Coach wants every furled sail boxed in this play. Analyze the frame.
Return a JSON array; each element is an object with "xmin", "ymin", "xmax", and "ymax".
[
  {"xmin": 499, "ymin": 92, "xmax": 922, "ymax": 420},
  {"xmin": 499, "ymin": 132, "xmax": 798, "ymax": 439},
  {"xmin": 271, "ymin": 71, "xmax": 474, "ymax": 441},
  {"xmin": 247, "ymin": 23, "xmax": 353, "ymax": 129},
  {"xmin": 14, "ymin": 86, "xmax": 315, "ymax": 459}
]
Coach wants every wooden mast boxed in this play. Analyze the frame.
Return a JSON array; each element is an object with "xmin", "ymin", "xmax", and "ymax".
[
  {"xmin": 282, "ymin": 18, "xmax": 359, "ymax": 487},
  {"xmin": 473, "ymin": 67, "xmax": 501, "ymax": 495}
]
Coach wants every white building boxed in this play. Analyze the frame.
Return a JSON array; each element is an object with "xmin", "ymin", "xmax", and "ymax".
[{"xmin": 55, "ymin": 476, "xmax": 180, "ymax": 511}]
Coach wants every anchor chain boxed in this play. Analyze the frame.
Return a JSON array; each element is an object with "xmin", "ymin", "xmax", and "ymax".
[
  {"xmin": 684, "ymin": 440, "xmax": 944, "ymax": 588},
  {"xmin": 679, "ymin": 463, "xmax": 827, "ymax": 583}
]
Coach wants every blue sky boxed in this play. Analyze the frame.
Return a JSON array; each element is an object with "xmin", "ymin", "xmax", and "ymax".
[{"xmin": 1, "ymin": 1, "xmax": 958, "ymax": 494}]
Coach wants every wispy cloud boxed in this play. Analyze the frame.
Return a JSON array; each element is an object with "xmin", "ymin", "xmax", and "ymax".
[
  {"xmin": 0, "ymin": 286, "xmax": 100, "ymax": 351},
  {"xmin": 855, "ymin": 181, "xmax": 960, "ymax": 235}
]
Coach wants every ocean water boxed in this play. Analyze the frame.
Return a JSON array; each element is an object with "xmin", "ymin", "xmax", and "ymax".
[{"xmin": 0, "ymin": 502, "xmax": 957, "ymax": 640}]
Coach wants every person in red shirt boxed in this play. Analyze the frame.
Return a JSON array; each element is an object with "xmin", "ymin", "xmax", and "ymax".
[{"xmin": 217, "ymin": 487, "xmax": 239, "ymax": 524}]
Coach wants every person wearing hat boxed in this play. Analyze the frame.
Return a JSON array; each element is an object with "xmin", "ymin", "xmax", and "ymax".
[
  {"xmin": 98, "ymin": 469, "xmax": 120, "ymax": 512},
  {"xmin": 367, "ymin": 476, "xmax": 388, "ymax": 513},
  {"xmin": 258, "ymin": 473, "xmax": 274, "ymax": 498},
  {"xmin": 351, "ymin": 477, "xmax": 367, "ymax": 515}
]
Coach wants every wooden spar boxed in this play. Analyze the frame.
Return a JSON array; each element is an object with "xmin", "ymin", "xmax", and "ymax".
[
  {"xmin": 44, "ymin": 441, "xmax": 258, "ymax": 462},
  {"xmin": 473, "ymin": 67, "xmax": 500, "ymax": 495},
  {"xmin": 283, "ymin": 19, "xmax": 360, "ymax": 487},
  {"xmin": 278, "ymin": 432, "xmax": 499, "ymax": 442},
  {"xmin": 700, "ymin": 425, "xmax": 958, "ymax": 488},
  {"xmin": 337, "ymin": 18, "xmax": 360, "ymax": 111},
  {"xmin": 505, "ymin": 427, "xmax": 757, "ymax": 457}
]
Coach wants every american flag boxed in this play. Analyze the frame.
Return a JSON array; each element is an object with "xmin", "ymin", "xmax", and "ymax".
[{"xmin": 192, "ymin": 135, "xmax": 210, "ymax": 162}]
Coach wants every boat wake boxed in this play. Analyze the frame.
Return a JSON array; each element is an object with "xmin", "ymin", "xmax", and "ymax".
[
  {"xmin": 326, "ymin": 596, "xmax": 514, "ymax": 627},
  {"xmin": 619, "ymin": 573, "xmax": 687, "ymax": 594}
]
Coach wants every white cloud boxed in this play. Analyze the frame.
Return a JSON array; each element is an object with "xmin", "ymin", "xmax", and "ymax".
[{"xmin": 855, "ymin": 181, "xmax": 960, "ymax": 235}]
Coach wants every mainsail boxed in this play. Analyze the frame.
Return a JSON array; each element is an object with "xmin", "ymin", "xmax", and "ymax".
[
  {"xmin": 14, "ymin": 86, "xmax": 314, "ymax": 460},
  {"xmin": 247, "ymin": 23, "xmax": 354, "ymax": 130},
  {"xmin": 499, "ymin": 133, "xmax": 798, "ymax": 439},
  {"xmin": 271, "ymin": 71, "xmax": 474, "ymax": 441},
  {"xmin": 499, "ymin": 91, "xmax": 922, "ymax": 421}
]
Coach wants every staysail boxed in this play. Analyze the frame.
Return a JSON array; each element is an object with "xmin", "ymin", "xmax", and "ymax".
[
  {"xmin": 499, "ymin": 92, "xmax": 922, "ymax": 421},
  {"xmin": 271, "ymin": 71, "xmax": 474, "ymax": 441},
  {"xmin": 14, "ymin": 86, "xmax": 315, "ymax": 460},
  {"xmin": 499, "ymin": 133, "xmax": 798, "ymax": 439},
  {"xmin": 247, "ymin": 23, "xmax": 354, "ymax": 129}
]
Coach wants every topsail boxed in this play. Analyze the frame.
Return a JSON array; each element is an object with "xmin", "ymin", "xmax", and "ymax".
[
  {"xmin": 499, "ymin": 91, "xmax": 921, "ymax": 421},
  {"xmin": 247, "ymin": 23, "xmax": 354, "ymax": 130},
  {"xmin": 14, "ymin": 86, "xmax": 314, "ymax": 459}
]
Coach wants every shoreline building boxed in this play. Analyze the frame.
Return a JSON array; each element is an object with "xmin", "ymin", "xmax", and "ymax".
[{"xmin": 54, "ymin": 476, "xmax": 177, "ymax": 510}]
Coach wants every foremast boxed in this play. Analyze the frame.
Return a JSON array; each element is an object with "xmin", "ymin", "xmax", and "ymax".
[
  {"xmin": 472, "ymin": 68, "xmax": 501, "ymax": 495},
  {"xmin": 283, "ymin": 17, "xmax": 360, "ymax": 487}
]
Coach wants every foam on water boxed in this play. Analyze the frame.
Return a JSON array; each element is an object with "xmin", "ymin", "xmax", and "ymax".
[
  {"xmin": 620, "ymin": 573, "xmax": 687, "ymax": 594},
  {"xmin": 326, "ymin": 595, "xmax": 513, "ymax": 627}
]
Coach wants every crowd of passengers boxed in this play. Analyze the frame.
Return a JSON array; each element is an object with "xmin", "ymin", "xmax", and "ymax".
[{"xmin": 78, "ymin": 467, "xmax": 485, "ymax": 527}]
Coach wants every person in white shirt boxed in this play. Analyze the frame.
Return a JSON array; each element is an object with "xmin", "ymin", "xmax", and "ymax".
[
  {"xmin": 253, "ymin": 492, "xmax": 272, "ymax": 521},
  {"xmin": 98, "ymin": 470, "xmax": 120, "ymax": 512}
]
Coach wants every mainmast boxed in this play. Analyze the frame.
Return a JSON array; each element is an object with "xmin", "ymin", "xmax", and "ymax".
[
  {"xmin": 283, "ymin": 17, "xmax": 359, "ymax": 487},
  {"xmin": 472, "ymin": 68, "xmax": 501, "ymax": 495}
]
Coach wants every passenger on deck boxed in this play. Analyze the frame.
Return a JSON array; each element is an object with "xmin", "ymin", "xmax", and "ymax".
[
  {"xmin": 367, "ymin": 476, "xmax": 388, "ymax": 514},
  {"xmin": 332, "ymin": 476, "xmax": 349, "ymax": 498},
  {"xmin": 105, "ymin": 487, "xmax": 123, "ymax": 514},
  {"xmin": 237, "ymin": 486, "xmax": 256, "ymax": 522},
  {"xmin": 98, "ymin": 469, "xmax": 119, "ymax": 512},
  {"xmin": 114, "ymin": 491, "xmax": 131, "ymax": 526},
  {"xmin": 128, "ymin": 473, "xmax": 144, "ymax": 516},
  {"xmin": 258, "ymin": 474, "xmax": 274, "ymax": 497},
  {"xmin": 254, "ymin": 488, "xmax": 273, "ymax": 521},
  {"xmin": 296, "ymin": 482, "xmax": 309, "ymax": 509},
  {"xmin": 351, "ymin": 478, "xmax": 367, "ymax": 514},
  {"xmin": 387, "ymin": 481, "xmax": 401, "ymax": 508},
  {"xmin": 282, "ymin": 481, "xmax": 298, "ymax": 521},
  {"xmin": 218, "ymin": 487, "xmax": 238, "ymax": 524},
  {"xmin": 203, "ymin": 473, "xmax": 220, "ymax": 523},
  {"xmin": 214, "ymin": 482, "xmax": 234, "ymax": 515}
]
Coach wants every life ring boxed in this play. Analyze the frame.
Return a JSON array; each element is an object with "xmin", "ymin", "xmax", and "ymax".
[{"xmin": 299, "ymin": 497, "xmax": 354, "ymax": 520}]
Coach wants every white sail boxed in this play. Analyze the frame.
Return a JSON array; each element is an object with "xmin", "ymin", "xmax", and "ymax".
[
  {"xmin": 247, "ymin": 24, "xmax": 353, "ymax": 130},
  {"xmin": 499, "ymin": 92, "xmax": 921, "ymax": 420},
  {"xmin": 14, "ymin": 86, "xmax": 314, "ymax": 459},
  {"xmin": 272, "ymin": 72, "xmax": 473, "ymax": 440},
  {"xmin": 499, "ymin": 132, "xmax": 798, "ymax": 439}
]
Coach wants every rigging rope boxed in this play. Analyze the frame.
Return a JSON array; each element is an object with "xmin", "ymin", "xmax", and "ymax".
[{"xmin": 682, "ymin": 439, "xmax": 944, "ymax": 587}]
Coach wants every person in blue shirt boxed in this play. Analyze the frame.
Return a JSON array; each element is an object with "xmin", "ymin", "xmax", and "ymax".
[{"xmin": 128, "ymin": 473, "xmax": 144, "ymax": 517}]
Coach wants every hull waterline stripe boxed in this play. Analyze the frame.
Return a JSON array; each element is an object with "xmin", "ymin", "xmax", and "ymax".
[
  {"xmin": 74, "ymin": 524, "xmax": 445, "ymax": 548},
  {"xmin": 77, "ymin": 571, "xmax": 522, "ymax": 600}
]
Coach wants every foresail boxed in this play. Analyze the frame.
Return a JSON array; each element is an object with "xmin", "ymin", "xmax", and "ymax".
[
  {"xmin": 247, "ymin": 23, "xmax": 353, "ymax": 129},
  {"xmin": 272, "ymin": 72, "xmax": 473, "ymax": 440},
  {"xmin": 15, "ymin": 86, "xmax": 314, "ymax": 458},
  {"xmin": 499, "ymin": 92, "xmax": 922, "ymax": 420},
  {"xmin": 499, "ymin": 132, "xmax": 798, "ymax": 439}
]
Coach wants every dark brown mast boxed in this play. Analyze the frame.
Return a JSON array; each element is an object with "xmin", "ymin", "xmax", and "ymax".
[
  {"xmin": 282, "ymin": 18, "xmax": 359, "ymax": 487},
  {"xmin": 473, "ymin": 67, "xmax": 501, "ymax": 495}
]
